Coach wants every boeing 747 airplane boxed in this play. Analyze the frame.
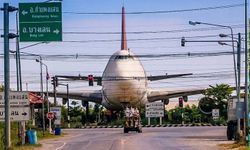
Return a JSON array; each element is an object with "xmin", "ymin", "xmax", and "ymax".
[{"xmin": 54, "ymin": 7, "xmax": 204, "ymax": 110}]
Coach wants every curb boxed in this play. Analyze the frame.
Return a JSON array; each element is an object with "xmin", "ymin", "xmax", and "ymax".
[{"xmin": 79, "ymin": 123, "xmax": 226, "ymax": 129}]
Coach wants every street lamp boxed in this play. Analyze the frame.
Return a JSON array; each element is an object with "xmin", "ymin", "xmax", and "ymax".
[
  {"xmin": 9, "ymin": 50, "xmax": 46, "ymax": 132},
  {"xmin": 189, "ymin": 21, "xmax": 237, "ymax": 89},
  {"xmin": 35, "ymin": 59, "xmax": 51, "ymax": 133},
  {"xmin": 189, "ymin": 21, "xmax": 240, "ymax": 138},
  {"xmin": 35, "ymin": 56, "xmax": 45, "ymax": 136},
  {"xmin": 181, "ymin": 21, "xmax": 240, "ymax": 139},
  {"xmin": 219, "ymin": 33, "xmax": 245, "ymax": 138}
]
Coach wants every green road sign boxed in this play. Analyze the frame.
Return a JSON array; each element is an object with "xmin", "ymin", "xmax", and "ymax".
[
  {"xmin": 19, "ymin": 2, "xmax": 62, "ymax": 42},
  {"xmin": 19, "ymin": 22, "xmax": 62, "ymax": 42}
]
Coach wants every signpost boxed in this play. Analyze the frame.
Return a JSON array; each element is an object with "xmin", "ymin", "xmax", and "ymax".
[
  {"xmin": 0, "ymin": 91, "xmax": 30, "ymax": 121},
  {"xmin": 212, "ymin": 109, "xmax": 219, "ymax": 120},
  {"xmin": 50, "ymin": 107, "xmax": 61, "ymax": 125},
  {"xmin": 0, "ymin": 107, "xmax": 30, "ymax": 121},
  {"xmin": 145, "ymin": 102, "xmax": 164, "ymax": 125},
  {"xmin": 145, "ymin": 102, "xmax": 164, "ymax": 117},
  {"xmin": 19, "ymin": 2, "xmax": 62, "ymax": 42},
  {"xmin": 47, "ymin": 112, "xmax": 54, "ymax": 120}
]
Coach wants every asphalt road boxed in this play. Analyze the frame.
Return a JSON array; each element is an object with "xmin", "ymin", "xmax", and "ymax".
[{"xmin": 36, "ymin": 126, "xmax": 233, "ymax": 150}]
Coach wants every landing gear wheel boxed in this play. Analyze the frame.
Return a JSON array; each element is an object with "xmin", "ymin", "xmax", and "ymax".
[
  {"xmin": 227, "ymin": 124, "xmax": 234, "ymax": 140},
  {"xmin": 138, "ymin": 129, "xmax": 142, "ymax": 133},
  {"xmin": 227, "ymin": 122, "xmax": 237, "ymax": 141},
  {"xmin": 124, "ymin": 127, "xmax": 128, "ymax": 133}
]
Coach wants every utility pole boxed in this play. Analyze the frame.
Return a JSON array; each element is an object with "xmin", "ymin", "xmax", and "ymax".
[
  {"xmin": 45, "ymin": 67, "xmax": 51, "ymax": 132},
  {"xmin": 1, "ymin": 3, "xmax": 18, "ymax": 149},
  {"xmin": 67, "ymin": 84, "xmax": 70, "ymax": 128},
  {"xmin": 244, "ymin": 0, "xmax": 248, "ymax": 146},
  {"xmin": 236, "ymin": 33, "xmax": 241, "ymax": 139},
  {"xmin": 15, "ymin": 10, "xmax": 26, "ymax": 146},
  {"xmin": 2, "ymin": 3, "xmax": 11, "ymax": 149},
  {"xmin": 53, "ymin": 76, "xmax": 57, "ymax": 106},
  {"xmin": 38, "ymin": 56, "xmax": 45, "ymax": 135}
]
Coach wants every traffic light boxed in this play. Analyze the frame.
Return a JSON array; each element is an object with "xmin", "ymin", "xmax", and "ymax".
[
  {"xmin": 51, "ymin": 76, "xmax": 58, "ymax": 87},
  {"xmin": 181, "ymin": 37, "xmax": 185, "ymax": 47},
  {"xmin": 179, "ymin": 97, "xmax": 183, "ymax": 107},
  {"xmin": 183, "ymin": 96, "xmax": 188, "ymax": 102},
  {"xmin": 88, "ymin": 75, "xmax": 94, "ymax": 86}
]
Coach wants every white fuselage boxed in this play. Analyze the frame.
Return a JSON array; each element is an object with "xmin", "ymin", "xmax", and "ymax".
[{"xmin": 101, "ymin": 50, "xmax": 148, "ymax": 109}]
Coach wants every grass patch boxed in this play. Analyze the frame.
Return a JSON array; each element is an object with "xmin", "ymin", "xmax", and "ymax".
[
  {"xmin": 12, "ymin": 143, "xmax": 42, "ymax": 150},
  {"xmin": 36, "ymin": 129, "xmax": 63, "ymax": 140},
  {"xmin": 218, "ymin": 141, "xmax": 249, "ymax": 150},
  {"xmin": 0, "ymin": 123, "xmax": 64, "ymax": 150}
]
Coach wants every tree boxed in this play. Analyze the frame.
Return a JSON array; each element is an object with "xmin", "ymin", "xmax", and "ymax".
[
  {"xmin": 202, "ymin": 84, "xmax": 233, "ymax": 120},
  {"xmin": 204, "ymin": 84, "xmax": 233, "ymax": 101}
]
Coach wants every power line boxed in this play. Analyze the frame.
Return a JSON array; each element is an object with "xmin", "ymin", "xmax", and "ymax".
[
  {"xmin": 0, "ymin": 50, "xmax": 236, "ymax": 61},
  {"xmin": 0, "ymin": 24, "xmax": 243, "ymax": 35},
  {"xmin": 63, "ymin": 3, "xmax": 244, "ymax": 15},
  {"xmin": 60, "ymin": 33, "xmax": 245, "ymax": 43},
  {"xmin": 63, "ymin": 25, "xmax": 243, "ymax": 35}
]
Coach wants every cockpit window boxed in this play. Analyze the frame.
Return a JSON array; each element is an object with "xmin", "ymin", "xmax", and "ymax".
[{"xmin": 114, "ymin": 55, "xmax": 134, "ymax": 60}]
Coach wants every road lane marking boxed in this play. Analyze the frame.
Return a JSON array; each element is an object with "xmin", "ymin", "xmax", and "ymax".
[{"xmin": 55, "ymin": 142, "xmax": 66, "ymax": 150}]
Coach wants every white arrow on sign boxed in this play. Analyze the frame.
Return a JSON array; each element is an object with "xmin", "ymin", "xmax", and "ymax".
[
  {"xmin": 0, "ymin": 107, "xmax": 30, "ymax": 122},
  {"xmin": 22, "ymin": 10, "xmax": 28, "ymax": 16},
  {"xmin": 53, "ymin": 29, "xmax": 60, "ymax": 34}
]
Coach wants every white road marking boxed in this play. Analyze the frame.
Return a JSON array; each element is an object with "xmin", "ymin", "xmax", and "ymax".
[{"xmin": 55, "ymin": 142, "xmax": 66, "ymax": 150}]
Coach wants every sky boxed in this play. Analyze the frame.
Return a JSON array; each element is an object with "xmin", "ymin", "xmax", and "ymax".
[{"xmin": 0, "ymin": 0, "xmax": 249, "ymax": 103}]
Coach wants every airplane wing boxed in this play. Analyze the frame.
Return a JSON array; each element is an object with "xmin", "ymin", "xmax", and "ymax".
[
  {"xmin": 48, "ymin": 90, "xmax": 102, "ymax": 104},
  {"xmin": 55, "ymin": 75, "xmax": 101, "ymax": 81},
  {"xmin": 147, "ymin": 73, "xmax": 192, "ymax": 81},
  {"xmin": 55, "ymin": 75, "xmax": 102, "ymax": 85},
  {"xmin": 147, "ymin": 88, "xmax": 205, "ymax": 102},
  {"xmin": 55, "ymin": 73, "xmax": 192, "ymax": 84}
]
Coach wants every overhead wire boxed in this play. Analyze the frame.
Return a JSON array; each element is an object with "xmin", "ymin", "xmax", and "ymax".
[
  {"xmin": 0, "ymin": 26, "xmax": 245, "ymax": 45},
  {"xmin": 0, "ymin": 49, "xmax": 237, "ymax": 61},
  {"xmin": 63, "ymin": 3, "xmax": 244, "ymax": 15},
  {"xmin": 63, "ymin": 25, "xmax": 244, "ymax": 35},
  {"xmin": 0, "ymin": 4, "xmax": 244, "ymax": 90}
]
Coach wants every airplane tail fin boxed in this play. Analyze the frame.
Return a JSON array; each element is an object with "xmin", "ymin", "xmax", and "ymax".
[{"xmin": 121, "ymin": 6, "xmax": 128, "ymax": 50}]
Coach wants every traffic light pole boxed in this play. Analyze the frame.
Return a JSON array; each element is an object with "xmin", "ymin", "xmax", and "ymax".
[
  {"xmin": 182, "ymin": 35, "xmax": 242, "ymax": 140},
  {"xmin": 58, "ymin": 83, "xmax": 70, "ymax": 128}
]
